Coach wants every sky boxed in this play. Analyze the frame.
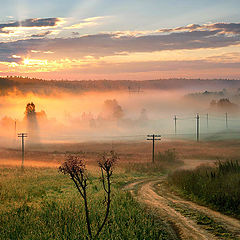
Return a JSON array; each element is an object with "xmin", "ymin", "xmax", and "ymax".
[{"xmin": 0, "ymin": 0, "xmax": 240, "ymax": 80}]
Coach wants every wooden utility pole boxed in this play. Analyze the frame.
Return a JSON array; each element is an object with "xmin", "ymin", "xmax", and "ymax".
[
  {"xmin": 174, "ymin": 115, "xmax": 177, "ymax": 134},
  {"xmin": 196, "ymin": 114, "xmax": 200, "ymax": 142},
  {"xmin": 225, "ymin": 112, "xmax": 228, "ymax": 129},
  {"xmin": 147, "ymin": 134, "xmax": 161, "ymax": 163},
  {"xmin": 18, "ymin": 133, "xmax": 27, "ymax": 169}
]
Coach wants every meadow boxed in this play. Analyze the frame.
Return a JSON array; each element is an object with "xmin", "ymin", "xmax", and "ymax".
[
  {"xmin": 0, "ymin": 167, "xmax": 176, "ymax": 240},
  {"xmin": 1, "ymin": 139, "xmax": 240, "ymax": 239},
  {"xmin": 2, "ymin": 139, "xmax": 240, "ymax": 166}
]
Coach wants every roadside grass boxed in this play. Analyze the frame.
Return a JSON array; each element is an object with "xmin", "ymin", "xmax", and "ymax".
[
  {"xmin": 124, "ymin": 149, "xmax": 183, "ymax": 174},
  {"xmin": 169, "ymin": 202, "xmax": 235, "ymax": 239},
  {"xmin": 0, "ymin": 167, "xmax": 175, "ymax": 240},
  {"xmin": 168, "ymin": 160, "xmax": 240, "ymax": 219}
]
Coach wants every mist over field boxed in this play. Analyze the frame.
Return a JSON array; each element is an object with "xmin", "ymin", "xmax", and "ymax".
[{"xmin": 1, "ymin": 78, "xmax": 240, "ymax": 147}]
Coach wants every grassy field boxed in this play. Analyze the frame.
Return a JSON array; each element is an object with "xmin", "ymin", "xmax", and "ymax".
[
  {"xmin": 0, "ymin": 167, "xmax": 176, "ymax": 240},
  {"xmin": 1, "ymin": 139, "xmax": 240, "ymax": 239},
  {"xmin": 3, "ymin": 139, "xmax": 240, "ymax": 165},
  {"xmin": 169, "ymin": 160, "xmax": 240, "ymax": 219}
]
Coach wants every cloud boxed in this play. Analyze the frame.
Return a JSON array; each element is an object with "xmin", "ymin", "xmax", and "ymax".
[
  {"xmin": 12, "ymin": 55, "xmax": 21, "ymax": 59},
  {"xmin": 65, "ymin": 16, "xmax": 108, "ymax": 29},
  {"xmin": 1, "ymin": 28, "xmax": 239, "ymax": 62},
  {"xmin": 72, "ymin": 32, "xmax": 80, "ymax": 36},
  {"xmin": 158, "ymin": 22, "xmax": 240, "ymax": 35},
  {"xmin": 209, "ymin": 23, "xmax": 240, "ymax": 34},
  {"xmin": 58, "ymin": 59, "xmax": 240, "ymax": 74},
  {"xmin": 0, "ymin": 18, "xmax": 61, "ymax": 33},
  {"xmin": 0, "ymin": 21, "xmax": 240, "ymax": 70},
  {"xmin": 31, "ymin": 50, "xmax": 41, "ymax": 53},
  {"xmin": 158, "ymin": 24, "xmax": 201, "ymax": 33},
  {"xmin": 206, "ymin": 52, "xmax": 240, "ymax": 63},
  {"xmin": 2, "ymin": 57, "xmax": 240, "ymax": 79},
  {"xmin": 30, "ymin": 31, "xmax": 52, "ymax": 38},
  {"xmin": 0, "ymin": 29, "xmax": 10, "ymax": 34}
]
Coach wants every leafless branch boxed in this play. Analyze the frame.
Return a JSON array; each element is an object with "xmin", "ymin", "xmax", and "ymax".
[{"xmin": 59, "ymin": 151, "xmax": 118, "ymax": 239}]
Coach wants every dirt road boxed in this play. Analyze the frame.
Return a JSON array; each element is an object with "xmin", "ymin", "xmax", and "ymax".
[{"xmin": 124, "ymin": 177, "xmax": 240, "ymax": 240}]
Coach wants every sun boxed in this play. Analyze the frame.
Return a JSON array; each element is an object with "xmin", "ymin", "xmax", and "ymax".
[{"xmin": 23, "ymin": 58, "xmax": 30, "ymax": 65}]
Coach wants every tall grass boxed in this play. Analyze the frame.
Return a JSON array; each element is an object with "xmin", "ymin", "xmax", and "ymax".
[
  {"xmin": 169, "ymin": 160, "xmax": 240, "ymax": 218},
  {"xmin": 125, "ymin": 149, "xmax": 183, "ymax": 174},
  {"xmin": 0, "ymin": 168, "xmax": 175, "ymax": 240}
]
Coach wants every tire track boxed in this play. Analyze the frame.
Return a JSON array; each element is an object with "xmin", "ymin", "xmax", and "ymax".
[{"xmin": 125, "ymin": 177, "xmax": 240, "ymax": 240}]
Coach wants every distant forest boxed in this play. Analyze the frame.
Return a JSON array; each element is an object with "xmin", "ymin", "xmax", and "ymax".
[{"xmin": 1, "ymin": 76, "xmax": 240, "ymax": 96}]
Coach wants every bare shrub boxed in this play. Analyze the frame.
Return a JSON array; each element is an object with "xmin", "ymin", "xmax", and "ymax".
[
  {"xmin": 96, "ymin": 151, "xmax": 118, "ymax": 237},
  {"xmin": 59, "ymin": 151, "xmax": 118, "ymax": 239},
  {"xmin": 59, "ymin": 155, "xmax": 91, "ymax": 238}
]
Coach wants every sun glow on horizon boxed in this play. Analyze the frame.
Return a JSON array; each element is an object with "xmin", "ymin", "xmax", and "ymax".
[{"xmin": 23, "ymin": 58, "xmax": 30, "ymax": 65}]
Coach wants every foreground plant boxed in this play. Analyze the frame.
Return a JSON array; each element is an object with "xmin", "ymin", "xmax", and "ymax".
[
  {"xmin": 59, "ymin": 151, "xmax": 118, "ymax": 239},
  {"xmin": 96, "ymin": 151, "xmax": 119, "ymax": 238}
]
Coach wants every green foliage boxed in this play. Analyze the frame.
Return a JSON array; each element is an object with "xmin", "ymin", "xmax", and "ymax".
[
  {"xmin": 169, "ymin": 160, "xmax": 240, "ymax": 218},
  {"xmin": 0, "ymin": 168, "xmax": 173, "ymax": 240},
  {"xmin": 217, "ymin": 160, "xmax": 240, "ymax": 175}
]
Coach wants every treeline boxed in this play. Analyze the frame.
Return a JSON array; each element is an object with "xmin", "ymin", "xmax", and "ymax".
[{"xmin": 1, "ymin": 76, "xmax": 240, "ymax": 96}]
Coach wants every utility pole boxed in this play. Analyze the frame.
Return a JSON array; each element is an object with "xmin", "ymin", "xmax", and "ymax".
[
  {"xmin": 196, "ymin": 114, "xmax": 200, "ymax": 142},
  {"xmin": 174, "ymin": 115, "xmax": 177, "ymax": 134},
  {"xmin": 206, "ymin": 113, "xmax": 209, "ymax": 129},
  {"xmin": 18, "ymin": 133, "xmax": 27, "ymax": 169},
  {"xmin": 225, "ymin": 112, "xmax": 228, "ymax": 129},
  {"xmin": 147, "ymin": 134, "xmax": 161, "ymax": 163}
]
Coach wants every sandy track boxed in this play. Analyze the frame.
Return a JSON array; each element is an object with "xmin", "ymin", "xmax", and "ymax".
[{"xmin": 124, "ymin": 177, "xmax": 240, "ymax": 240}]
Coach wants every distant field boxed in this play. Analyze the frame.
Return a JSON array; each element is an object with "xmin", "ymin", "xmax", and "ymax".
[{"xmin": 1, "ymin": 139, "xmax": 240, "ymax": 168}]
